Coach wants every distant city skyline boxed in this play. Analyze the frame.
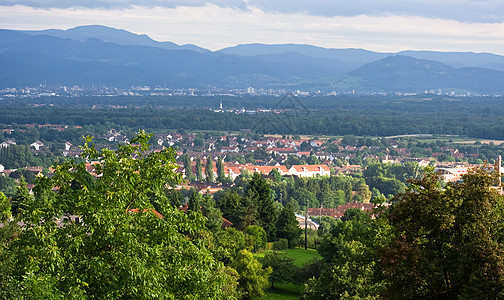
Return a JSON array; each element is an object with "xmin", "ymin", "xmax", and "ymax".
[{"xmin": 1, "ymin": 1, "xmax": 504, "ymax": 55}]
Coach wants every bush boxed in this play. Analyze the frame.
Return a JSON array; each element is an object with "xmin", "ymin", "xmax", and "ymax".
[{"xmin": 272, "ymin": 238, "xmax": 289, "ymax": 250}]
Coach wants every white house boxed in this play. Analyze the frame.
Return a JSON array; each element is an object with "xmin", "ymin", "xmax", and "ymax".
[
  {"xmin": 0, "ymin": 140, "xmax": 16, "ymax": 148},
  {"xmin": 30, "ymin": 140, "xmax": 44, "ymax": 151},
  {"xmin": 288, "ymin": 165, "xmax": 331, "ymax": 177}
]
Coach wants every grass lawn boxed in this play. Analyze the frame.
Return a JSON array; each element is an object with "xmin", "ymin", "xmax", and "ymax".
[
  {"xmin": 260, "ymin": 283, "xmax": 303, "ymax": 300},
  {"xmin": 284, "ymin": 247, "xmax": 321, "ymax": 267},
  {"xmin": 254, "ymin": 248, "xmax": 322, "ymax": 299}
]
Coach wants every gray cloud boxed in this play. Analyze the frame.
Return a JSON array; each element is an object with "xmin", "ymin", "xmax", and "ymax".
[
  {"xmin": 0, "ymin": 0, "xmax": 248, "ymax": 10},
  {"xmin": 1, "ymin": 0, "xmax": 503, "ymax": 23},
  {"xmin": 247, "ymin": 0, "xmax": 504, "ymax": 23}
]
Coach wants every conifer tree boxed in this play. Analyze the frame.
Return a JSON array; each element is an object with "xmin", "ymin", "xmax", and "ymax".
[
  {"xmin": 10, "ymin": 176, "xmax": 32, "ymax": 217},
  {"xmin": 216, "ymin": 156, "xmax": 225, "ymax": 183},
  {"xmin": 205, "ymin": 155, "xmax": 214, "ymax": 182},
  {"xmin": 188, "ymin": 189, "xmax": 201, "ymax": 212},
  {"xmin": 246, "ymin": 173, "xmax": 277, "ymax": 241},
  {"xmin": 237, "ymin": 190, "xmax": 257, "ymax": 231},
  {"xmin": 276, "ymin": 202, "xmax": 302, "ymax": 248},
  {"xmin": 0, "ymin": 191, "xmax": 11, "ymax": 223},
  {"xmin": 195, "ymin": 157, "xmax": 203, "ymax": 181},
  {"xmin": 183, "ymin": 154, "xmax": 194, "ymax": 182}
]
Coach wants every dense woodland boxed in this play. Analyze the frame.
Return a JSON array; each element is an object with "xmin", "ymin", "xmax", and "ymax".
[
  {"xmin": 2, "ymin": 95, "xmax": 504, "ymax": 139},
  {"xmin": 1, "ymin": 132, "xmax": 504, "ymax": 299}
]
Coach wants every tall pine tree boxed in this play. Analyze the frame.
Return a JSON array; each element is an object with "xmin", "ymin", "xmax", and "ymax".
[
  {"xmin": 246, "ymin": 173, "xmax": 277, "ymax": 241},
  {"xmin": 183, "ymin": 154, "xmax": 194, "ymax": 182},
  {"xmin": 205, "ymin": 155, "xmax": 214, "ymax": 182},
  {"xmin": 276, "ymin": 202, "xmax": 302, "ymax": 248},
  {"xmin": 188, "ymin": 189, "xmax": 201, "ymax": 212},
  {"xmin": 11, "ymin": 176, "xmax": 33, "ymax": 217},
  {"xmin": 195, "ymin": 157, "xmax": 203, "ymax": 181},
  {"xmin": 216, "ymin": 156, "xmax": 225, "ymax": 183}
]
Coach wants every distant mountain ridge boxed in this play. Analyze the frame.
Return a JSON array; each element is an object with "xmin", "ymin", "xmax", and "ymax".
[
  {"xmin": 22, "ymin": 25, "xmax": 209, "ymax": 53},
  {"xmin": 1, "ymin": 25, "xmax": 503, "ymax": 94}
]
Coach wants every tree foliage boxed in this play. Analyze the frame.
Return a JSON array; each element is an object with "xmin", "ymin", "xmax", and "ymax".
[
  {"xmin": 0, "ymin": 131, "xmax": 237, "ymax": 299},
  {"xmin": 232, "ymin": 249, "xmax": 272, "ymax": 300},
  {"xmin": 382, "ymin": 167, "xmax": 504, "ymax": 299},
  {"xmin": 260, "ymin": 251, "xmax": 297, "ymax": 289},
  {"xmin": 246, "ymin": 173, "xmax": 277, "ymax": 241},
  {"xmin": 276, "ymin": 202, "xmax": 302, "ymax": 248},
  {"xmin": 304, "ymin": 208, "xmax": 393, "ymax": 299},
  {"xmin": 195, "ymin": 156, "xmax": 203, "ymax": 181},
  {"xmin": 0, "ymin": 192, "xmax": 10, "ymax": 223},
  {"xmin": 205, "ymin": 155, "xmax": 214, "ymax": 182}
]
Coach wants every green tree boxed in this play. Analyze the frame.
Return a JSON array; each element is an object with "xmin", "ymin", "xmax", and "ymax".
[
  {"xmin": 10, "ymin": 176, "xmax": 33, "ymax": 217},
  {"xmin": 188, "ymin": 189, "xmax": 201, "ymax": 212},
  {"xmin": 246, "ymin": 173, "xmax": 277, "ymax": 241},
  {"xmin": 276, "ymin": 202, "xmax": 302, "ymax": 248},
  {"xmin": 212, "ymin": 227, "xmax": 247, "ymax": 265},
  {"xmin": 183, "ymin": 154, "xmax": 195, "ymax": 181},
  {"xmin": 304, "ymin": 208, "xmax": 393, "ymax": 299},
  {"xmin": 195, "ymin": 156, "xmax": 203, "ymax": 181},
  {"xmin": 232, "ymin": 249, "xmax": 272, "ymax": 300},
  {"xmin": 0, "ymin": 192, "xmax": 10, "ymax": 223},
  {"xmin": 217, "ymin": 189, "xmax": 242, "ymax": 226},
  {"xmin": 382, "ymin": 167, "xmax": 504, "ymax": 299},
  {"xmin": 216, "ymin": 155, "xmax": 226, "ymax": 183},
  {"xmin": 237, "ymin": 190, "xmax": 257, "ymax": 230},
  {"xmin": 293, "ymin": 188, "xmax": 318, "ymax": 209},
  {"xmin": 245, "ymin": 225, "xmax": 267, "ymax": 252},
  {"xmin": 0, "ymin": 175, "xmax": 16, "ymax": 197},
  {"xmin": 355, "ymin": 179, "xmax": 372, "ymax": 203},
  {"xmin": 260, "ymin": 251, "xmax": 297, "ymax": 289},
  {"xmin": 200, "ymin": 194, "xmax": 224, "ymax": 232},
  {"xmin": 269, "ymin": 167, "xmax": 282, "ymax": 181},
  {"xmin": 165, "ymin": 189, "xmax": 181, "ymax": 207},
  {"xmin": 341, "ymin": 135, "xmax": 358, "ymax": 147},
  {"xmin": 205, "ymin": 155, "xmax": 215, "ymax": 182},
  {"xmin": 2, "ymin": 132, "xmax": 237, "ymax": 299}
]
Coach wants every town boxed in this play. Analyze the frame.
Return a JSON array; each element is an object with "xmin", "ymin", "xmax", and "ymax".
[
  {"xmin": 0, "ymin": 83, "xmax": 492, "ymax": 100},
  {"xmin": 1, "ymin": 122, "xmax": 501, "ymax": 216}
]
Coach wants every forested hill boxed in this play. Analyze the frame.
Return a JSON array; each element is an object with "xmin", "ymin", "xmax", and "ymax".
[{"xmin": 1, "ymin": 26, "xmax": 504, "ymax": 93}]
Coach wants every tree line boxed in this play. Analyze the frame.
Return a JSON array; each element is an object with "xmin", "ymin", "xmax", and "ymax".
[{"xmin": 3, "ymin": 96, "xmax": 504, "ymax": 138}]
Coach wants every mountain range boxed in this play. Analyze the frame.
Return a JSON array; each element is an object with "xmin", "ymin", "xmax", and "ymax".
[{"xmin": 1, "ymin": 25, "xmax": 504, "ymax": 94}]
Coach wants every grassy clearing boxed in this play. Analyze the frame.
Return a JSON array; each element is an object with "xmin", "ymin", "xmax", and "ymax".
[
  {"xmin": 254, "ymin": 248, "xmax": 322, "ymax": 299},
  {"xmin": 261, "ymin": 283, "xmax": 303, "ymax": 300},
  {"xmin": 284, "ymin": 247, "xmax": 321, "ymax": 267}
]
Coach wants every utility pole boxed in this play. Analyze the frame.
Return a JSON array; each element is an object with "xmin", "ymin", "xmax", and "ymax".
[{"xmin": 304, "ymin": 200, "xmax": 308, "ymax": 250}]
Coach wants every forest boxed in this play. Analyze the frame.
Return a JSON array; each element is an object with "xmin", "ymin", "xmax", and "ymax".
[
  {"xmin": 1, "ymin": 132, "xmax": 504, "ymax": 299},
  {"xmin": 2, "ymin": 94, "xmax": 504, "ymax": 139}
]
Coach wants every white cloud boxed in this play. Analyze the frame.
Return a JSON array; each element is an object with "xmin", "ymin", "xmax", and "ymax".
[
  {"xmin": 1, "ymin": 4, "xmax": 504, "ymax": 55},
  {"xmin": 0, "ymin": 0, "xmax": 247, "ymax": 10},
  {"xmin": 1, "ymin": 0, "xmax": 503, "ymax": 23}
]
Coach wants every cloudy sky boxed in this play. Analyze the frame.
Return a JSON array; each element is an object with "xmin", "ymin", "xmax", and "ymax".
[{"xmin": 1, "ymin": 0, "xmax": 503, "ymax": 54}]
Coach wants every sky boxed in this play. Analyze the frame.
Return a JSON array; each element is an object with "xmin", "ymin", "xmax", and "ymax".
[{"xmin": 1, "ymin": 0, "xmax": 504, "ymax": 54}]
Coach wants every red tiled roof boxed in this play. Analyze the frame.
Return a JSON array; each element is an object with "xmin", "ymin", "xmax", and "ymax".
[
  {"xmin": 128, "ymin": 208, "xmax": 164, "ymax": 219},
  {"xmin": 308, "ymin": 202, "xmax": 375, "ymax": 219},
  {"xmin": 179, "ymin": 204, "xmax": 233, "ymax": 227},
  {"xmin": 266, "ymin": 147, "xmax": 295, "ymax": 153},
  {"xmin": 244, "ymin": 165, "xmax": 289, "ymax": 174}
]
